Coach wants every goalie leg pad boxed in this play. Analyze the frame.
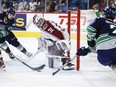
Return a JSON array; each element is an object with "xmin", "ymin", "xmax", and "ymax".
[
  {"xmin": 48, "ymin": 57, "xmax": 62, "ymax": 69},
  {"xmin": 47, "ymin": 55, "xmax": 75, "ymax": 70}
]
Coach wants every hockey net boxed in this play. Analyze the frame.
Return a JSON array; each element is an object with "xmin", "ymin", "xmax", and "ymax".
[{"xmin": 68, "ymin": 10, "xmax": 111, "ymax": 71}]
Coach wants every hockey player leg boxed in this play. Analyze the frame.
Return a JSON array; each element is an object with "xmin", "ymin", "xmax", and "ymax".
[
  {"xmin": 6, "ymin": 32, "xmax": 32, "ymax": 57},
  {"xmin": 52, "ymin": 55, "xmax": 77, "ymax": 76},
  {"xmin": 17, "ymin": 44, "xmax": 32, "ymax": 57},
  {"xmin": 0, "ymin": 42, "xmax": 16, "ymax": 59},
  {"xmin": 48, "ymin": 42, "xmax": 75, "ymax": 70}
]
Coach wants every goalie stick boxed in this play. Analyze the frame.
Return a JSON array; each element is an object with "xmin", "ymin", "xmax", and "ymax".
[{"xmin": 52, "ymin": 54, "xmax": 77, "ymax": 76}]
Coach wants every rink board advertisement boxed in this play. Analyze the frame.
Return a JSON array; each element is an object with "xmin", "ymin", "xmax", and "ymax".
[
  {"xmin": 13, "ymin": 10, "xmax": 97, "ymax": 38},
  {"xmin": 14, "ymin": 13, "xmax": 26, "ymax": 30}
]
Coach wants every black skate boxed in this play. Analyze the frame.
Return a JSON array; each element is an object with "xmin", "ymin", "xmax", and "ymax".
[
  {"xmin": 63, "ymin": 63, "xmax": 75, "ymax": 70},
  {"xmin": 61, "ymin": 58, "xmax": 75, "ymax": 70},
  {"xmin": 110, "ymin": 63, "xmax": 116, "ymax": 72}
]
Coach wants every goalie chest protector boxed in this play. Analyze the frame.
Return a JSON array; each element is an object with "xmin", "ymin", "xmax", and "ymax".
[{"xmin": 40, "ymin": 20, "xmax": 65, "ymax": 40}]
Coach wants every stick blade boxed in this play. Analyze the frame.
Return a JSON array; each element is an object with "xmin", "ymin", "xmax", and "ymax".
[{"xmin": 52, "ymin": 69, "xmax": 60, "ymax": 76}]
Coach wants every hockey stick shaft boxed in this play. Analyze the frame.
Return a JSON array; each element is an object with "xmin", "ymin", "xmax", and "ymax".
[
  {"xmin": 0, "ymin": 23, "xmax": 26, "ymax": 30},
  {"xmin": 52, "ymin": 55, "xmax": 77, "ymax": 76},
  {"xmin": 15, "ymin": 57, "xmax": 35, "ymax": 70},
  {"xmin": 0, "ymin": 46, "xmax": 45, "ymax": 71},
  {"xmin": 14, "ymin": 54, "xmax": 46, "ymax": 71},
  {"xmin": 28, "ymin": 48, "xmax": 42, "ymax": 61},
  {"xmin": 14, "ymin": 56, "xmax": 45, "ymax": 71},
  {"xmin": 26, "ymin": 18, "xmax": 33, "ymax": 29}
]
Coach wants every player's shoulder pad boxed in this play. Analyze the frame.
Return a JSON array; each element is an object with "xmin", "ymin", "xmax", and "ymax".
[{"xmin": 90, "ymin": 17, "xmax": 105, "ymax": 25}]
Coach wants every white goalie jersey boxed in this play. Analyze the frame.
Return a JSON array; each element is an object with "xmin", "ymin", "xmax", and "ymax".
[{"xmin": 33, "ymin": 15, "xmax": 71, "ymax": 54}]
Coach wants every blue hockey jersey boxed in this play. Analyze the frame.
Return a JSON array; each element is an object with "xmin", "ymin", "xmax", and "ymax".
[{"xmin": 87, "ymin": 17, "xmax": 116, "ymax": 51}]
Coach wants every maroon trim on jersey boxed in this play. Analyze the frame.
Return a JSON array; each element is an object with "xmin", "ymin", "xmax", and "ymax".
[{"xmin": 40, "ymin": 21, "xmax": 65, "ymax": 40}]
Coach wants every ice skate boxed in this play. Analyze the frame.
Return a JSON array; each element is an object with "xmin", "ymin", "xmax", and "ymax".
[
  {"xmin": 61, "ymin": 58, "xmax": 75, "ymax": 70},
  {"xmin": 62, "ymin": 62, "xmax": 75, "ymax": 70},
  {"xmin": 110, "ymin": 63, "xmax": 116, "ymax": 73}
]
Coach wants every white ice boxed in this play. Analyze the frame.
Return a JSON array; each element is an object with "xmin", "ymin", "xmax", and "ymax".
[{"xmin": 0, "ymin": 38, "xmax": 116, "ymax": 87}]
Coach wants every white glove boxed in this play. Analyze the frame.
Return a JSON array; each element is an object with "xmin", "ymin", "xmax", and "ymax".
[
  {"xmin": 113, "ymin": 19, "xmax": 116, "ymax": 23},
  {"xmin": 56, "ymin": 40, "xmax": 71, "ymax": 52},
  {"xmin": 38, "ymin": 38, "xmax": 46, "ymax": 52}
]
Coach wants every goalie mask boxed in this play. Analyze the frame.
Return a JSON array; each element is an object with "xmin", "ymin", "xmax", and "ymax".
[{"xmin": 33, "ymin": 14, "xmax": 45, "ymax": 27}]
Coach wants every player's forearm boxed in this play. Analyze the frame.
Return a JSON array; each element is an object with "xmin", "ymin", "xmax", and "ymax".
[
  {"xmin": 113, "ymin": 18, "xmax": 116, "ymax": 23},
  {"xmin": 0, "ymin": 19, "xmax": 2, "ymax": 22}
]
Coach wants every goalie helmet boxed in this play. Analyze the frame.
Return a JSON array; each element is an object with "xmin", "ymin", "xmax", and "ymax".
[
  {"xmin": 102, "ymin": 6, "xmax": 116, "ymax": 20},
  {"xmin": 33, "ymin": 14, "xmax": 45, "ymax": 27}
]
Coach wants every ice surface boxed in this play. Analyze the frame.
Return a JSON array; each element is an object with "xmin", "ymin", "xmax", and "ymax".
[{"xmin": 0, "ymin": 38, "xmax": 116, "ymax": 87}]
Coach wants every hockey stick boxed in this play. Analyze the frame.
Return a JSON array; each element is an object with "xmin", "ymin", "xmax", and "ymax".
[
  {"xmin": 15, "ymin": 56, "xmax": 45, "ymax": 72},
  {"xmin": 26, "ymin": 17, "xmax": 33, "ymax": 29},
  {"xmin": 27, "ymin": 48, "xmax": 42, "ymax": 61},
  {"xmin": 52, "ymin": 54, "xmax": 77, "ymax": 76},
  {"xmin": 0, "ymin": 23, "xmax": 26, "ymax": 30},
  {"xmin": 1, "ymin": 48, "xmax": 45, "ymax": 71}
]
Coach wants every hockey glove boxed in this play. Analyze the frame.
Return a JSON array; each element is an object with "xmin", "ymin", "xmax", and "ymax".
[{"xmin": 76, "ymin": 47, "xmax": 91, "ymax": 56}]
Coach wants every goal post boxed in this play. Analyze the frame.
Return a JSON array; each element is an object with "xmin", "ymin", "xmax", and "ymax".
[
  {"xmin": 67, "ymin": 9, "xmax": 81, "ymax": 71},
  {"xmin": 76, "ymin": 10, "xmax": 81, "ymax": 71}
]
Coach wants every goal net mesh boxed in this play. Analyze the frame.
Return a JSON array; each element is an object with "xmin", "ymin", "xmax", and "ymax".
[{"xmin": 69, "ymin": 10, "xmax": 111, "ymax": 71}]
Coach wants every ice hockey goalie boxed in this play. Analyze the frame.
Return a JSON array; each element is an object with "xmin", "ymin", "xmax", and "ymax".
[{"xmin": 33, "ymin": 14, "xmax": 74, "ymax": 70}]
